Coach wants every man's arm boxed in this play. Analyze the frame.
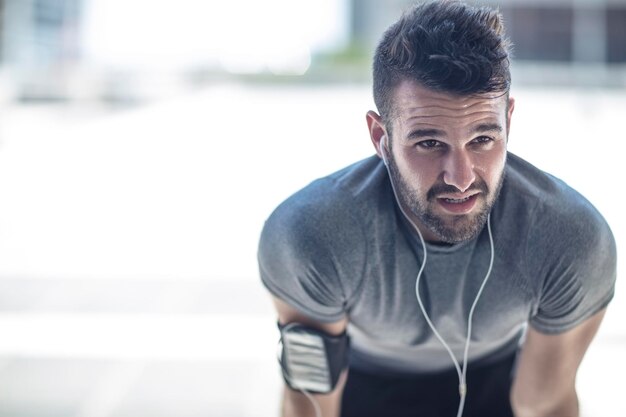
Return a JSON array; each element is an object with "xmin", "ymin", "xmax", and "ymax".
[
  {"xmin": 272, "ymin": 296, "xmax": 349, "ymax": 417},
  {"xmin": 511, "ymin": 308, "xmax": 607, "ymax": 417}
]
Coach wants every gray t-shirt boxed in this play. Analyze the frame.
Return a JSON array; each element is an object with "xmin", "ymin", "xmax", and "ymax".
[{"xmin": 258, "ymin": 153, "xmax": 616, "ymax": 374}]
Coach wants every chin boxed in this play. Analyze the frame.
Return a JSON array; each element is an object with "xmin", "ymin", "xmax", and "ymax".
[{"xmin": 426, "ymin": 210, "xmax": 490, "ymax": 243}]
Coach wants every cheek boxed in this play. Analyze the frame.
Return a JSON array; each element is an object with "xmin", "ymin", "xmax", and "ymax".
[
  {"xmin": 475, "ymin": 147, "xmax": 507, "ymax": 185},
  {"xmin": 396, "ymin": 153, "xmax": 439, "ymax": 191}
]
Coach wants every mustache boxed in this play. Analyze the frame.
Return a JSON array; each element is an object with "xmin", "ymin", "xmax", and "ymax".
[{"xmin": 427, "ymin": 181, "xmax": 489, "ymax": 200}]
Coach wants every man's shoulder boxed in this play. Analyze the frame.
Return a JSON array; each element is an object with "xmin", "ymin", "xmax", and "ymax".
[
  {"xmin": 504, "ymin": 153, "xmax": 568, "ymax": 201},
  {"xmin": 502, "ymin": 152, "xmax": 613, "ymax": 244},
  {"xmin": 271, "ymin": 155, "xmax": 386, "ymax": 221},
  {"xmin": 505, "ymin": 153, "xmax": 602, "ymax": 217},
  {"xmin": 261, "ymin": 155, "xmax": 389, "ymax": 247}
]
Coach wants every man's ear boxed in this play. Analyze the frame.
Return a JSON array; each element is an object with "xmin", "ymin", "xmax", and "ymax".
[
  {"xmin": 366, "ymin": 110, "xmax": 387, "ymax": 160},
  {"xmin": 506, "ymin": 96, "xmax": 515, "ymax": 137}
]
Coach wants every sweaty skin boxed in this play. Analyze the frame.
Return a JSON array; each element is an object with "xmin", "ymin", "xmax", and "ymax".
[{"xmin": 367, "ymin": 79, "xmax": 515, "ymax": 243}]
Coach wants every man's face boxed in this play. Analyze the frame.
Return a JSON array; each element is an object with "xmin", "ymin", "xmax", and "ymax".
[{"xmin": 371, "ymin": 80, "xmax": 514, "ymax": 243}]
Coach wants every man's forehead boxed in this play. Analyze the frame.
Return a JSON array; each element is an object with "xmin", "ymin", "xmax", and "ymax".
[{"xmin": 391, "ymin": 79, "xmax": 508, "ymax": 118}]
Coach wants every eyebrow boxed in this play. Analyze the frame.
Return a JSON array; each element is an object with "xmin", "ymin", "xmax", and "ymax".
[
  {"xmin": 406, "ymin": 129, "xmax": 445, "ymax": 140},
  {"xmin": 472, "ymin": 123, "xmax": 503, "ymax": 134},
  {"xmin": 406, "ymin": 123, "xmax": 503, "ymax": 141}
]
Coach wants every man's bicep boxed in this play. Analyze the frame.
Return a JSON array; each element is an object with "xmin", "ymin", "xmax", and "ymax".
[
  {"xmin": 272, "ymin": 296, "xmax": 348, "ymax": 336},
  {"xmin": 519, "ymin": 307, "xmax": 606, "ymax": 377},
  {"xmin": 271, "ymin": 295, "xmax": 349, "ymax": 417},
  {"xmin": 511, "ymin": 308, "xmax": 607, "ymax": 415}
]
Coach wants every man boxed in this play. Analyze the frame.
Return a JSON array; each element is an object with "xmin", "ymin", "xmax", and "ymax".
[{"xmin": 258, "ymin": 1, "xmax": 616, "ymax": 416}]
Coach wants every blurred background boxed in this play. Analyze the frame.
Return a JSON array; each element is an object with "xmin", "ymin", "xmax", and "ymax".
[{"xmin": 0, "ymin": 0, "xmax": 623, "ymax": 416}]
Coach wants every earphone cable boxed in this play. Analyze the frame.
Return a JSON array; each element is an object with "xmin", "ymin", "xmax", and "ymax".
[
  {"xmin": 386, "ymin": 164, "xmax": 495, "ymax": 417},
  {"xmin": 411, "ymin": 211, "xmax": 494, "ymax": 417}
]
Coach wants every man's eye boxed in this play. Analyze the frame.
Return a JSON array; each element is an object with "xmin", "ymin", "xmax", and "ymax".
[
  {"xmin": 473, "ymin": 136, "xmax": 493, "ymax": 144},
  {"xmin": 417, "ymin": 140, "xmax": 441, "ymax": 148}
]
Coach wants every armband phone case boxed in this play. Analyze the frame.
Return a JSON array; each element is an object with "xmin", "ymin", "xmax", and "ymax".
[
  {"xmin": 279, "ymin": 323, "xmax": 349, "ymax": 393},
  {"xmin": 282, "ymin": 328, "xmax": 333, "ymax": 393}
]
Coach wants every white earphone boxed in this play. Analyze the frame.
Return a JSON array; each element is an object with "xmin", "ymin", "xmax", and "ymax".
[
  {"xmin": 382, "ymin": 148, "xmax": 495, "ymax": 417},
  {"xmin": 379, "ymin": 135, "xmax": 389, "ymax": 165}
]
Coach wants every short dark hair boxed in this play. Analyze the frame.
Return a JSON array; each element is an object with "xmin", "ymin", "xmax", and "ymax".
[{"xmin": 373, "ymin": 1, "xmax": 512, "ymax": 123}]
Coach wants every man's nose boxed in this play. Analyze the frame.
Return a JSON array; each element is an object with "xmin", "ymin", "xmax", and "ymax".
[{"xmin": 442, "ymin": 151, "xmax": 476, "ymax": 192}]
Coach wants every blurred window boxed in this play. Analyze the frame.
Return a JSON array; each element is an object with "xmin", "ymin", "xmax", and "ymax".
[
  {"xmin": 606, "ymin": 7, "xmax": 626, "ymax": 63},
  {"xmin": 35, "ymin": 0, "xmax": 66, "ymax": 27},
  {"xmin": 502, "ymin": 6, "xmax": 574, "ymax": 62}
]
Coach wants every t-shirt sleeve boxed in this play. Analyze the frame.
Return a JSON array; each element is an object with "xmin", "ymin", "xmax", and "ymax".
[
  {"xmin": 257, "ymin": 186, "xmax": 365, "ymax": 323},
  {"xmin": 528, "ymin": 198, "xmax": 617, "ymax": 334}
]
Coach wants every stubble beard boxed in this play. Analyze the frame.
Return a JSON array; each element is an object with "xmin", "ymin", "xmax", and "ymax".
[{"xmin": 386, "ymin": 153, "xmax": 505, "ymax": 243}]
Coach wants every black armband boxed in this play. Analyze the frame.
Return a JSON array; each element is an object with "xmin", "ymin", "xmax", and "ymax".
[{"xmin": 278, "ymin": 322, "xmax": 350, "ymax": 394}]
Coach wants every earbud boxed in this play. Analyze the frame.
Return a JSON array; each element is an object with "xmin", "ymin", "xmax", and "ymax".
[{"xmin": 380, "ymin": 136, "xmax": 389, "ymax": 165}]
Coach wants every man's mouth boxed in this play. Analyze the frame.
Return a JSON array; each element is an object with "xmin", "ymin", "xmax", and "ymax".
[
  {"xmin": 442, "ymin": 196, "xmax": 473, "ymax": 204},
  {"xmin": 437, "ymin": 193, "xmax": 480, "ymax": 214}
]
